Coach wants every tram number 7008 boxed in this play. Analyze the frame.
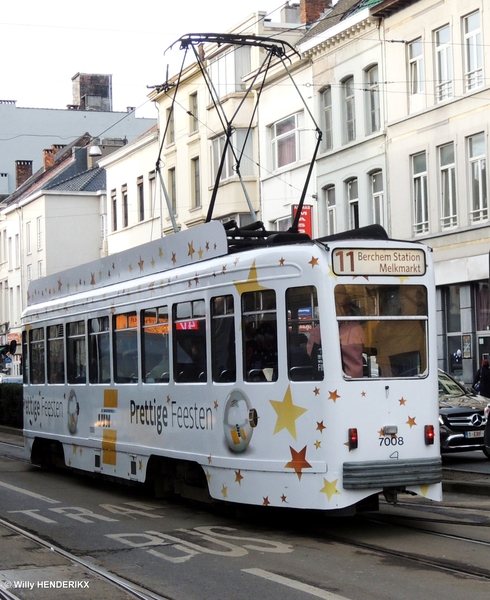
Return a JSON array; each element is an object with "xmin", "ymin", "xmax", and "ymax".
[{"xmin": 379, "ymin": 436, "xmax": 404, "ymax": 446}]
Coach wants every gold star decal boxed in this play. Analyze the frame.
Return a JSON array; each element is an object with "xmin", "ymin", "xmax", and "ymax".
[
  {"xmin": 399, "ymin": 397, "xmax": 407, "ymax": 405},
  {"xmin": 285, "ymin": 446, "xmax": 312, "ymax": 480},
  {"xmin": 313, "ymin": 387, "xmax": 320, "ymax": 396},
  {"xmin": 281, "ymin": 494, "xmax": 288, "ymax": 503},
  {"xmin": 128, "ymin": 263, "xmax": 134, "ymax": 273},
  {"xmin": 158, "ymin": 247, "xmax": 164, "ymax": 258},
  {"xmin": 171, "ymin": 252, "xmax": 177, "ymax": 264},
  {"xmin": 309, "ymin": 256, "xmax": 319, "ymax": 268},
  {"xmin": 188, "ymin": 242, "xmax": 195, "ymax": 258},
  {"xmin": 327, "ymin": 264, "xmax": 338, "ymax": 280},
  {"xmin": 214, "ymin": 400, "xmax": 219, "ymax": 410},
  {"xmin": 406, "ymin": 416, "xmax": 417, "ymax": 428},
  {"xmin": 270, "ymin": 385, "xmax": 307, "ymax": 440},
  {"xmin": 167, "ymin": 395, "xmax": 171, "ymax": 403},
  {"xmin": 234, "ymin": 261, "xmax": 267, "ymax": 295},
  {"xmin": 235, "ymin": 470, "xmax": 243, "ymax": 485},
  {"xmin": 221, "ymin": 484, "xmax": 228, "ymax": 499},
  {"xmin": 198, "ymin": 247, "xmax": 204, "ymax": 259},
  {"xmin": 207, "ymin": 455, "xmax": 212, "ymax": 463},
  {"xmin": 328, "ymin": 390, "xmax": 340, "ymax": 402},
  {"xmin": 279, "ymin": 257, "xmax": 285, "ymax": 266},
  {"xmin": 361, "ymin": 391, "xmax": 366, "ymax": 397},
  {"xmin": 151, "ymin": 257, "xmax": 156, "ymax": 268},
  {"xmin": 72, "ymin": 444, "xmax": 78, "ymax": 454},
  {"xmin": 314, "ymin": 440, "xmax": 321, "ymax": 449},
  {"xmin": 263, "ymin": 497, "xmax": 270, "ymax": 506},
  {"xmin": 378, "ymin": 428, "xmax": 386, "ymax": 437},
  {"xmin": 58, "ymin": 278, "xmax": 62, "ymax": 291},
  {"xmin": 316, "ymin": 421, "xmax": 326, "ymax": 433},
  {"xmin": 206, "ymin": 471, "xmax": 211, "ymax": 483},
  {"xmin": 320, "ymin": 478, "xmax": 341, "ymax": 500},
  {"xmin": 419, "ymin": 484, "xmax": 429, "ymax": 497},
  {"xmin": 90, "ymin": 273, "xmax": 96, "ymax": 285},
  {"xmin": 138, "ymin": 257, "xmax": 144, "ymax": 271}
]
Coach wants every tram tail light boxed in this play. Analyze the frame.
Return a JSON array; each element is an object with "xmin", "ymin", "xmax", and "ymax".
[
  {"xmin": 348, "ymin": 428, "xmax": 358, "ymax": 450},
  {"xmin": 424, "ymin": 424, "xmax": 435, "ymax": 445}
]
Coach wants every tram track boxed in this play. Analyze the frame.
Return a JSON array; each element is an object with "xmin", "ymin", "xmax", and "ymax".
[
  {"xmin": 0, "ymin": 517, "xmax": 172, "ymax": 600},
  {"xmin": 309, "ymin": 508, "xmax": 490, "ymax": 583}
]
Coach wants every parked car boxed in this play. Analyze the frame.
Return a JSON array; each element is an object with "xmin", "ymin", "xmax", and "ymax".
[{"xmin": 438, "ymin": 369, "xmax": 490, "ymax": 458}]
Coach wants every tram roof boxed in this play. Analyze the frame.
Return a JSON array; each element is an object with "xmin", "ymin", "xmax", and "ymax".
[{"xmin": 26, "ymin": 222, "xmax": 398, "ymax": 307}]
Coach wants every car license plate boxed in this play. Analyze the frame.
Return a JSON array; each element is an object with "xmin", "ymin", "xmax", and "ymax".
[{"xmin": 465, "ymin": 430, "xmax": 484, "ymax": 438}]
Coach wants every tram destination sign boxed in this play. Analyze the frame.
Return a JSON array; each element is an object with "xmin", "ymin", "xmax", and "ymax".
[{"xmin": 332, "ymin": 247, "xmax": 426, "ymax": 276}]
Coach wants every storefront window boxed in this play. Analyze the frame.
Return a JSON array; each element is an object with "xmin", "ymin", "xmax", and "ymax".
[{"xmin": 475, "ymin": 281, "xmax": 490, "ymax": 331}]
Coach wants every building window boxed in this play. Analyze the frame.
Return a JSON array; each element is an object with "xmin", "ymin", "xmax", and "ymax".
[
  {"xmin": 212, "ymin": 129, "xmax": 254, "ymax": 181},
  {"xmin": 464, "ymin": 11, "xmax": 483, "ymax": 91},
  {"xmin": 111, "ymin": 189, "xmax": 117, "ymax": 231},
  {"xmin": 435, "ymin": 25, "xmax": 453, "ymax": 101},
  {"xmin": 274, "ymin": 215, "xmax": 293, "ymax": 231},
  {"xmin": 191, "ymin": 157, "xmax": 201, "ymax": 209},
  {"xmin": 166, "ymin": 107, "xmax": 175, "ymax": 144},
  {"xmin": 347, "ymin": 178, "xmax": 359, "ymax": 229},
  {"xmin": 137, "ymin": 176, "xmax": 144, "ymax": 222},
  {"xmin": 36, "ymin": 216, "xmax": 42, "ymax": 251},
  {"xmin": 322, "ymin": 87, "xmax": 333, "ymax": 150},
  {"xmin": 26, "ymin": 221, "xmax": 31, "ymax": 255},
  {"xmin": 468, "ymin": 132, "xmax": 487, "ymax": 223},
  {"xmin": 325, "ymin": 186, "xmax": 336, "ymax": 235},
  {"xmin": 271, "ymin": 114, "xmax": 301, "ymax": 170},
  {"xmin": 366, "ymin": 65, "xmax": 380, "ymax": 134},
  {"xmin": 446, "ymin": 285, "xmax": 462, "ymax": 379},
  {"xmin": 149, "ymin": 170, "xmax": 156, "ymax": 218},
  {"xmin": 209, "ymin": 46, "xmax": 251, "ymax": 99},
  {"xmin": 189, "ymin": 92, "xmax": 198, "ymax": 132},
  {"xmin": 38, "ymin": 260, "xmax": 43, "ymax": 278},
  {"xmin": 409, "ymin": 38, "xmax": 424, "ymax": 95},
  {"xmin": 168, "ymin": 167, "xmax": 176, "ymax": 215},
  {"xmin": 439, "ymin": 143, "xmax": 457, "ymax": 229},
  {"xmin": 413, "ymin": 152, "xmax": 429, "ymax": 234},
  {"xmin": 371, "ymin": 171, "xmax": 384, "ymax": 226},
  {"xmin": 343, "ymin": 77, "xmax": 356, "ymax": 143},
  {"xmin": 122, "ymin": 184, "xmax": 128, "ymax": 228},
  {"xmin": 27, "ymin": 264, "xmax": 32, "ymax": 283}
]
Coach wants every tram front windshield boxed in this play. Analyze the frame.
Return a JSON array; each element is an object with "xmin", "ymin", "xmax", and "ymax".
[{"xmin": 334, "ymin": 284, "xmax": 427, "ymax": 379}]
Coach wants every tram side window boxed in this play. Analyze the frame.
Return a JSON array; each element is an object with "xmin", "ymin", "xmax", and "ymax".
[
  {"xmin": 67, "ymin": 321, "xmax": 86, "ymax": 384},
  {"xmin": 211, "ymin": 295, "xmax": 236, "ymax": 382},
  {"xmin": 142, "ymin": 306, "xmax": 169, "ymax": 383},
  {"xmin": 334, "ymin": 284, "xmax": 428, "ymax": 379},
  {"xmin": 173, "ymin": 300, "xmax": 207, "ymax": 383},
  {"xmin": 286, "ymin": 286, "xmax": 323, "ymax": 381},
  {"xmin": 114, "ymin": 312, "xmax": 139, "ymax": 383},
  {"xmin": 242, "ymin": 289, "xmax": 278, "ymax": 382},
  {"xmin": 47, "ymin": 325, "xmax": 65, "ymax": 384},
  {"xmin": 29, "ymin": 328, "xmax": 45, "ymax": 384},
  {"xmin": 88, "ymin": 317, "xmax": 110, "ymax": 384}
]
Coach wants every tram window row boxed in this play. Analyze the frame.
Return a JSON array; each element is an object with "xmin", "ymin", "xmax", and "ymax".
[{"xmin": 24, "ymin": 285, "xmax": 323, "ymax": 386}]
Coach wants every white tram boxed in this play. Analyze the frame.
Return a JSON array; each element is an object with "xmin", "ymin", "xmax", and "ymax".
[{"xmin": 22, "ymin": 221, "xmax": 442, "ymax": 513}]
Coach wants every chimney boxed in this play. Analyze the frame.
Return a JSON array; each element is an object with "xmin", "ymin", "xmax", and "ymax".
[
  {"xmin": 15, "ymin": 160, "xmax": 33, "ymax": 188},
  {"xmin": 43, "ymin": 149, "xmax": 55, "ymax": 170},
  {"xmin": 300, "ymin": 0, "xmax": 332, "ymax": 24}
]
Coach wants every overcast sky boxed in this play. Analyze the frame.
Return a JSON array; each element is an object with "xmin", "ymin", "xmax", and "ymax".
[{"xmin": 0, "ymin": 1, "xmax": 288, "ymax": 118}]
